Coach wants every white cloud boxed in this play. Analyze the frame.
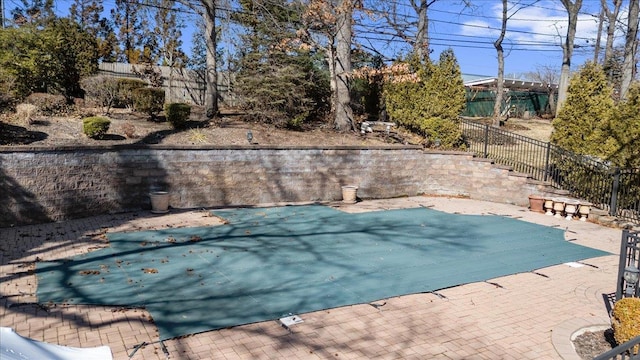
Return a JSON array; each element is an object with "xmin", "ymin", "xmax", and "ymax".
[{"xmin": 469, "ymin": 1, "xmax": 602, "ymax": 48}]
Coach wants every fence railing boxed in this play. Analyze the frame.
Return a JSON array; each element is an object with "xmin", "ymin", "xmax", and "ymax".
[
  {"xmin": 592, "ymin": 335, "xmax": 640, "ymax": 360},
  {"xmin": 459, "ymin": 118, "xmax": 640, "ymax": 224}
]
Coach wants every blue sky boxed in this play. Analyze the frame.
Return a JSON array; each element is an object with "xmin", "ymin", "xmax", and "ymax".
[
  {"xmin": 4, "ymin": 0, "xmax": 619, "ymax": 77},
  {"xmin": 358, "ymin": 0, "xmax": 612, "ymax": 77}
]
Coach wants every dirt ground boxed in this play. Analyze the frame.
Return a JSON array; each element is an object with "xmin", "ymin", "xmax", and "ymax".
[
  {"xmin": 573, "ymin": 329, "xmax": 617, "ymax": 359},
  {"xmin": 0, "ymin": 106, "xmax": 553, "ymax": 147}
]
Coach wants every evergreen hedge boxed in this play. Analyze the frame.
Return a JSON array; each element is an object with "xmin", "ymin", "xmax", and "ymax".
[
  {"xmin": 115, "ymin": 78, "xmax": 147, "ymax": 108},
  {"xmin": 165, "ymin": 103, "xmax": 191, "ymax": 129},
  {"xmin": 132, "ymin": 87, "xmax": 165, "ymax": 120},
  {"xmin": 383, "ymin": 50, "xmax": 466, "ymax": 149},
  {"xmin": 82, "ymin": 116, "xmax": 111, "ymax": 139}
]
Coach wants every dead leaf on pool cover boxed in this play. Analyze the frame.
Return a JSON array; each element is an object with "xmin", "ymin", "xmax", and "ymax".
[
  {"xmin": 78, "ymin": 270, "xmax": 101, "ymax": 275},
  {"xmin": 142, "ymin": 268, "xmax": 158, "ymax": 274}
]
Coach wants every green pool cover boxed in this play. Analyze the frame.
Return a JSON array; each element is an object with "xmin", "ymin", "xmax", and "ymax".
[{"xmin": 36, "ymin": 205, "xmax": 610, "ymax": 340}]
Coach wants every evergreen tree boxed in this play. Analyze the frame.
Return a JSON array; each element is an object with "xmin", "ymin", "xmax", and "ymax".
[
  {"xmin": 111, "ymin": 0, "xmax": 146, "ymax": 63},
  {"xmin": 551, "ymin": 62, "xmax": 615, "ymax": 158},
  {"xmin": 153, "ymin": 0, "xmax": 185, "ymax": 67},
  {"xmin": 607, "ymin": 83, "xmax": 640, "ymax": 167},
  {"xmin": 0, "ymin": 19, "xmax": 98, "ymax": 99},
  {"xmin": 69, "ymin": 0, "xmax": 101, "ymax": 31},
  {"xmin": 351, "ymin": 51, "xmax": 384, "ymax": 120},
  {"xmin": 233, "ymin": 0, "xmax": 330, "ymax": 126},
  {"xmin": 96, "ymin": 18, "xmax": 118, "ymax": 62},
  {"xmin": 69, "ymin": 0, "xmax": 115, "ymax": 62},
  {"xmin": 10, "ymin": 0, "xmax": 55, "ymax": 26},
  {"xmin": 383, "ymin": 49, "xmax": 465, "ymax": 148}
]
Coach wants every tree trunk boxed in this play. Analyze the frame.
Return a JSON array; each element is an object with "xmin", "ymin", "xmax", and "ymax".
[
  {"xmin": 492, "ymin": 0, "xmax": 508, "ymax": 127},
  {"xmin": 602, "ymin": 0, "xmax": 622, "ymax": 72},
  {"xmin": 328, "ymin": 44, "xmax": 337, "ymax": 117},
  {"xmin": 414, "ymin": 0, "xmax": 428, "ymax": 60},
  {"xmin": 334, "ymin": 0, "xmax": 353, "ymax": 131},
  {"xmin": 203, "ymin": 0, "xmax": 218, "ymax": 118},
  {"xmin": 620, "ymin": 0, "xmax": 639, "ymax": 99},
  {"xmin": 548, "ymin": 87, "xmax": 556, "ymax": 115},
  {"xmin": 594, "ymin": 7, "xmax": 603, "ymax": 63},
  {"xmin": 557, "ymin": 0, "xmax": 582, "ymax": 116}
]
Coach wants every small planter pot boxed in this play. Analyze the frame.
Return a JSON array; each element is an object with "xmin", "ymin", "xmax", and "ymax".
[
  {"xmin": 577, "ymin": 202, "xmax": 592, "ymax": 221},
  {"xmin": 564, "ymin": 200, "xmax": 580, "ymax": 220},
  {"xmin": 552, "ymin": 198, "xmax": 566, "ymax": 219},
  {"xmin": 149, "ymin": 191, "xmax": 170, "ymax": 213},
  {"xmin": 528, "ymin": 195, "xmax": 545, "ymax": 213},
  {"xmin": 544, "ymin": 198, "xmax": 555, "ymax": 216},
  {"xmin": 341, "ymin": 186, "xmax": 358, "ymax": 204}
]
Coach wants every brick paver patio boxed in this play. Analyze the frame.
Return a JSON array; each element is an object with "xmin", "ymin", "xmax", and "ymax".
[{"xmin": 0, "ymin": 196, "xmax": 624, "ymax": 359}]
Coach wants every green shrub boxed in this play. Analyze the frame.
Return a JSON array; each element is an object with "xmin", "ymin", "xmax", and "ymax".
[
  {"xmin": 0, "ymin": 19, "xmax": 98, "ymax": 100},
  {"xmin": 132, "ymin": 87, "xmax": 165, "ymax": 120},
  {"xmin": 164, "ymin": 103, "xmax": 191, "ymax": 129},
  {"xmin": 115, "ymin": 78, "xmax": 147, "ymax": 108},
  {"xmin": 612, "ymin": 297, "xmax": 640, "ymax": 351},
  {"xmin": 383, "ymin": 50, "xmax": 465, "ymax": 149},
  {"xmin": 82, "ymin": 116, "xmax": 111, "ymax": 139},
  {"xmin": 551, "ymin": 62, "xmax": 614, "ymax": 158},
  {"xmin": 25, "ymin": 93, "xmax": 70, "ymax": 116},
  {"xmin": 607, "ymin": 83, "xmax": 640, "ymax": 168}
]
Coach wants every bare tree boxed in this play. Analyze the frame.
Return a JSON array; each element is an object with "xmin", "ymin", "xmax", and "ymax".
[
  {"xmin": 620, "ymin": 0, "xmax": 639, "ymax": 98},
  {"xmin": 557, "ymin": 0, "xmax": 583, "ymax": 116},
  {"xmin": 375, "ymin": 0, "xmax": 436, "ymax": 60},
  {"xmin": 202, "ymin": 0, "xmax": 218, "ymax": 117},
  {"xmin": 492, "ymin": 0, "xmax": 538, "ymax": 127},
  {"xmin": 299, "ymin": 0, "xmax": 355, "ymax": 131},
  {"xmin": 525, "ymin": 65, "xmax": 559, "ymax": 116},
  {"xmin": 173, "ymin": 0, "xmax": 218, "ymax": 117},
  {"xmin": 335, "ymin": 0, "xmax": 354, "ymax": 131},
  {"xmin": 601, "ymin": 0, "xmax": 623, "ymax": 81},
  {"xmin": 493, "ymin": 0, "xmax": 508, "ymax": 127},
  {"xmin": 594, "ymin": 7, "xmax": 603, "ymax": 63}
]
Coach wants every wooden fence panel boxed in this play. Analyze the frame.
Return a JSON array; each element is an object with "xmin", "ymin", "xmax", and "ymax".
[{"xmin": 98, "ymin": 62, "xmax": 236, "ymax": 106}]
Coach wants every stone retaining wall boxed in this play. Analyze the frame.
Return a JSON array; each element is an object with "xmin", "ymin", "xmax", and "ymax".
[{"xmin": 0, "ymin": 145, "xmax": 549, "ymax": 227}]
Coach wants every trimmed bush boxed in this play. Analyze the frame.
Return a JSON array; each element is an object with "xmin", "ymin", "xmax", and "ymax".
[
  {"xmin": 612, "ymin": 297, "xmax": 640, "ymax": 351},
  {"xmin": 82, "ymin": 116, "xmax": 111, "ymax": 139},
  {"xmin": 164, "ymin": 103, "xmax": 191, "ymax": 129},
  {"xmin": 132, "ymin": 87, "xmax": 165, "ymax": 120},
  {"xmin": 115, "ymin": 78, "xmax": 147, "ymax": 108},
  {"xmin": 25, "ymin": 93, "xmax": 70, "ymax": 116}
]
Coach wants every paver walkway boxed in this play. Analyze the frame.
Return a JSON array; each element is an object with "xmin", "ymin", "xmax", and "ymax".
[{"xmin": 0, "ymin": 196, "xmax": 624, "ymax": 359}]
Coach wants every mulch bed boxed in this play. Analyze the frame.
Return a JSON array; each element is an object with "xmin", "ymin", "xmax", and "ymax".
[{"xmin": 573, "ymin": 328, "xmax": 617, "ymax": 359}]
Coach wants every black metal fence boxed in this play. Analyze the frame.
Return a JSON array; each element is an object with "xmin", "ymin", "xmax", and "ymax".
[
  {"xmin": 592, "ymin": 335, "xmax": 640, "ymax": 360},
  {"xmin": 460, "ymin": 118, "xmax": 640, "ymax": 224},
  {"xmin": 616, "ymin": 230, "xmax": 640, "ymax": 301}
]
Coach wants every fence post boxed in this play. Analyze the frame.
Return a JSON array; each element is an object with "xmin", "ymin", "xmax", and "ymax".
[
  {"xmin": 544, "ymin": 142, "xmax": 551, "ymax": 182},
  {"xmin": 610, "ymin": 167, "xmax": 621, "ymax": 216},
  {"xmin": 483, "ymin": 124, "xmax": 489, "ymax": 158}
]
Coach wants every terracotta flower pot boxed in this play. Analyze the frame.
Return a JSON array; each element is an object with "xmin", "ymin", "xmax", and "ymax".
[{"xmin": 528, "ymin": 194, "xmax": 545, "ymax": 213}]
